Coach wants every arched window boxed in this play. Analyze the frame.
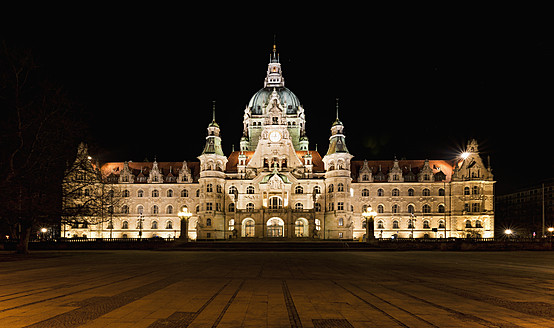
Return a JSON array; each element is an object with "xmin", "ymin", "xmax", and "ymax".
[
  {"xmin": 338, "ymin": 218, "xmax": 344, "ymax": 226},
  {"xmin": 328, "ymin": 184, "xmax": 334, "ymax": 193},
  {"xmin": 121, "ymin": 205, "xmax": 129, "ymax": 214},
  {"xmin": 408, "ymin": 188, "xmax": 414, "ymax": 196},
  {"xmin": 465, "ymin": 220, "xmax": 472, "ymax": 228},
  {"xmin": 361, "ymin": 188, "xmax": 370, "ymax": 197},
  {"xmin": 152, "ymin": 189, "xmax": 159, "ymax": 197},
  {"xmin": 362, "ymin": 174, "xmax": 369, "ymax": 181},
  {"xmin": 392, "ymin": 188, "xmax": 400, "ymax": 196},
  {"xmin": 166, "ymin": 205, "xmax": 173, "ymax": 214},
  {"xmin": 151, "ymin": 221, "xmax": 158, "ymax": 229},
  {"xmin": 206, "ymin": 184, "xmax": 213, "ymax": 192},
  {"xmin": 122, "ymin": 221, "xmax": 129, "ymax": 229},
  {"xmin": 313, "ymin": 186, "xmax": 321, "ymax": 194},
  {"xmin": 206, "ymin": 218, "xmax": 212, "ymax": 226},
  {"xmin": 295, "ymin": 203, "xmax": 303, "ymax": 210},
  {"xmin": 123, "ymin": 190, "xmax": 130, "ymax": 197},
  {"xmin": 393, "ymin": 220, "xmax": 399, "ymax": 229},
  {"xmin": 196, "ymin": 189, "xmax": 200, "ymax": 197},
  {"xmin": 295, "ymin": 186, "xmax": 303, "ymax": 194},
  {"xmin": 152, "ymin": 205, "xmax": 159, "ymax": 214},
  {"xmin": 181, "ymin": 189, "xmax": 188, "ymax": 197},
  {"xmin": 438, "ymin": 188, "xmax": 445, "ymax": 196},
  {"xmin": 216, "ymin": 185, "xmax": 222, "ymax": 193},
  {"xmin": 422, "ymin": 204, "xmax": 431, "ymax": 213},
  {"xmin": 464, "ymin": 187, "xmax": 470, "ymax": 195},
  {"xmin": 392, "ymin": 204, "xmax": 399, "ymax": 213},
  {"xmin": 377, "ymin": 220, "xmax": 384, "ymax": 229},
  {"xmin": 407, "ymin": 204, "xmax": 415, "ymax": 214},
  {"xmin": 246, "ymin": 203, "xmax": 255, "ymax": 211},
  {"xmin": 377, "ymin": 188, "xmax": 384, "ymax": 196},
  {"xmin": 337, "ymin": 183, "xmax": 344, "ymax": 192},
  {"xmin": 422, "ymin": 188, "xmax": 430, "ymax": 196},
  {"xmin": 229, "ymin": 186, "xmax": 238, "ymax": 195},
  {"xmin": 423, "ymin": 220, "xmax": 430, "ymax": 229},
  {"xmin": 377, "ymin": 204, "xmax": 384, "ymax": 213},
  {"xmin": 167, "ymin": 189, "xmax": 173, "ymax": 197},
  {"xmin": 166, "ymin": 221, "xmax": 173, "ymax": 229},
  {"xmin": 228, "ymin": 203, "xmax": 235, "ymax": 212},
  {"xmin": 137, "ymin": 205, "xmax": 144, "ymax": 214},
  {"xmin": 438, "ymin": 220, "xmax": 445, "ymax": 228},
  {"xmin": 246, "ymin": 186, "xmax": 255, "ymax": 194},
  {"xmin": 438, "ymin": 204, "xmax": 445, "ymax": 213},
  {"xmin": 137, "ymin": 190, "xmax": 144, "ymax": 197},
  {"xmin": 476, "ymin": 220, "xmax": 482, "ymax": 228}
]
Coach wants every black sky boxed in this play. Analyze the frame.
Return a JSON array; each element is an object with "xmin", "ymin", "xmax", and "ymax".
[{"xmin": 2, "ymin": 6, "xmax": 552, "ymax": 194}]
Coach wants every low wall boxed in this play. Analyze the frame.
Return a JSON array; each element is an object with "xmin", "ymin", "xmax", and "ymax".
[{"xmin": 1, "ymin": 239, "xmax": 552, "ymax": 251}]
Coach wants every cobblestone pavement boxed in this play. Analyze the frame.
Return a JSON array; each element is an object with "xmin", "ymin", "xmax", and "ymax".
[{"xmin": 0, "ymin": 250, "xmax": 553, "ymax": 327}]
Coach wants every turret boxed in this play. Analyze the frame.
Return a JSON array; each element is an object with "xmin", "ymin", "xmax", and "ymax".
[
  {"xmin": 198, "ymin": 101, "xmax": 228, "ymax": 177},
  {"xmin": 322, "ymin": 99, "xmax": 353, "ymax": 175}
]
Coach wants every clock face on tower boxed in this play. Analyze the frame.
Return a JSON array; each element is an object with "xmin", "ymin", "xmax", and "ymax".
[{"xmin": 269, "ymin": 131, "xmax": 282, "ymax": 142}]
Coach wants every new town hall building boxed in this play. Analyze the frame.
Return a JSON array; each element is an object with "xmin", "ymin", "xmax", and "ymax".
[{"xmin": 62, "ymin": 46, "xmax": 495, "ymax": 240}]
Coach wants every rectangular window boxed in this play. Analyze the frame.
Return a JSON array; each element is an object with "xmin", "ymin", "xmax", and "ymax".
[
  {"xmin": 328, "ymin": 202, "xmax": 334, "ymax": 211},
  {"xmin": 206, "ymin": 202, "xmax": 213, "ymax": 211},
  {"xmin": 338, "ymin": 232, "xmax": 343, "ymax": 238},
  {"xmin": 337, "ymin": 202, "xmax": 344, "ymax": 211},
  {"xmin": 216, "ymin": 203, "xmax": 221, "ymax": 211}
]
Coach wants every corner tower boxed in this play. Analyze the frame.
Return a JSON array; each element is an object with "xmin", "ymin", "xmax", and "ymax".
[{"xmin": 322, "ymin": 99, "xmax": 354, "ymax": 239}]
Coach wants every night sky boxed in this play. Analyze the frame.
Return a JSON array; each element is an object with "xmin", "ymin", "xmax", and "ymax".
[{"xmin": 2, "ymin": 7, "xmax": 552, "ymax": 194}]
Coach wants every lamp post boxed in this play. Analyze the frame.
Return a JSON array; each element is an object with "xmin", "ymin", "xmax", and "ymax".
[
  {"xmin": 362, "ymin": 207, "xmax": 377, "ymax": 243},
  {"xmin": 137, "ymin": 214, "xmax": 144, "ymax": 240},
  {"xmin": 547, "ymin": 227, "xmax": 553, "ymax": 240},
  {"xmin": 504, "ymin": 229, "xmax": 513, "ymax": 240},
  {"xmin": 178, "ymin": 207, "xmax": 192, "ymax": 242}
]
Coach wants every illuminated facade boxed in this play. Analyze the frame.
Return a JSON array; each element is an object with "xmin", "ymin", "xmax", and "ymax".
[{"xmin": 62, "ymin": 46, "xmax": 495, "ymax": 240}]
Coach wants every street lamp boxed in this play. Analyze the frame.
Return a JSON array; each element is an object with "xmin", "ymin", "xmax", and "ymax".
[
  {"xmin": 547, "ymin": 227, "xmax": 553, "ymax": 239},
  {"xmin": 504, "ymin": 229, "xmax": 513, "ymax": 239},
  {"xmin": 40, "ymin": 228, "xmax": 47, "ymax": 241},
  {"xmin": 178, "ymin": 207, "xmax": 192, "ymax": 242},
  {"xmin": 137, "ymin": 214, "xmax": 144, "ymax": 239},
  {"xmin": 362, "ymin": 207, "xmax": 377, "ymax": 243}
]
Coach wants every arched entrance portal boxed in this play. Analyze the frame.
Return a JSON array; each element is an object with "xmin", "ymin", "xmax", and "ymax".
[
  {"xmin": 266, "ymin": 217, "xmax": 284, "ymax": 237},
  {"xmin": 242, "ymin": 218, "xmax": 255, "ymax": 237}
]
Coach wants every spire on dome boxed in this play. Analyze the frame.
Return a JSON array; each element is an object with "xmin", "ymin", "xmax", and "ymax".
[
  {"xmin": 265, "ymin": 40, "xmax": 284, "ymax": 88},
  {"xmin": 332, "ymin": 98, "xmax": 343, "ymax": 126},
  {"xmin": 208, "ymin": 100, "xmax": 219, "ymax": 128}
]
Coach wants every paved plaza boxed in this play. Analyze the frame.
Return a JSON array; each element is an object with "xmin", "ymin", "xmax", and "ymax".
[{"xmin": 0, "ymin": 250, "xmax": 553, "ymax": 328}]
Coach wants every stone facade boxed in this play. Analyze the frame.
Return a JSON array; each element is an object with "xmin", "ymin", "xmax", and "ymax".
[{"xmin": 62, "ymin": 46, "xmax": 495, "ymax": 240}]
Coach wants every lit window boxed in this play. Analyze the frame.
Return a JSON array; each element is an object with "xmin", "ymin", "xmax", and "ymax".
[{"xmin": 338, "ymin": 218, "xmax": 344, "ymax": 226}]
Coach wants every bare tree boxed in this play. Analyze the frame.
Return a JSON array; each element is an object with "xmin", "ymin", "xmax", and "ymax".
[
  {"xmin": 0, "ymin": 42, "xmax": 82, "ymax": 253},
  {"xmin": 61, "ymin": 143, "xmax": 123, "ymax": 238}
]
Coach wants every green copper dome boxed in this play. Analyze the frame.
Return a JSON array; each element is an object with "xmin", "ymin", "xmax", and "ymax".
[{"xmin": 248, "ymin": 87, "xmax": 301, "ymax": 115}]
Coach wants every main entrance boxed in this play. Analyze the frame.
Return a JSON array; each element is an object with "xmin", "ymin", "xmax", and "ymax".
[{"xmin": 267, "ymin": 217, "xmax": 284, "ymax": 237}]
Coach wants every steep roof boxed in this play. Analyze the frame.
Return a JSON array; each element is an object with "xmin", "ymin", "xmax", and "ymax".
[
  {"xmin": 100, "ymin": 161, "xmax": 200, "ymax": 183},
  {"xmin": 351, "ymin": 159, "xmax": 454, "ymax": 182}
]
